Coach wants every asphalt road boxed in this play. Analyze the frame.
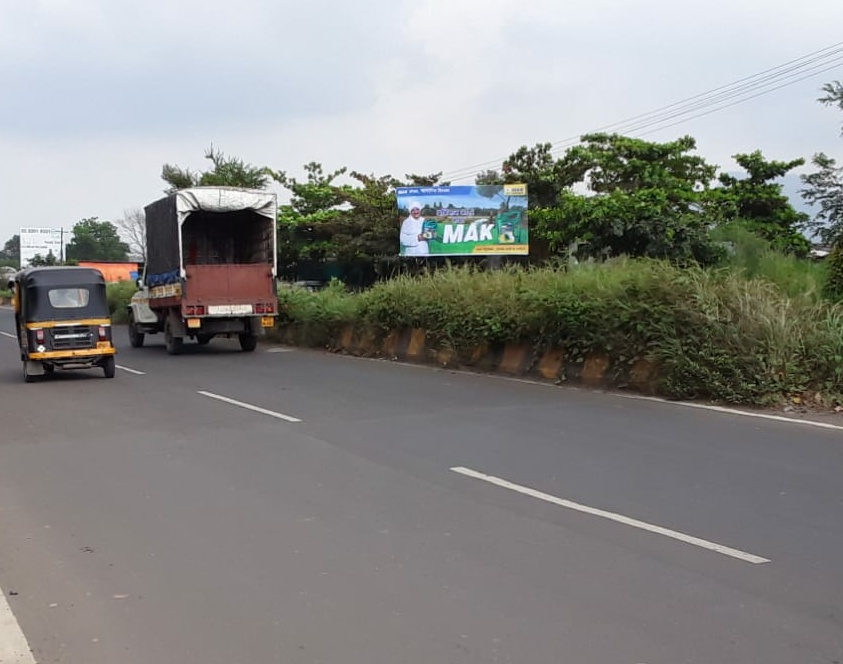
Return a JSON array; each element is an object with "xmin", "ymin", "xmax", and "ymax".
[{"xmin": 1, "ymin": 307, "xmax": 842, "ymax": 663}]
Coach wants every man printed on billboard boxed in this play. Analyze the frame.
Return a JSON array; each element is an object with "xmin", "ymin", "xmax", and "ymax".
[{"xmin": 399, "ymin": 201, "xmax": 430, "ymax": 256}]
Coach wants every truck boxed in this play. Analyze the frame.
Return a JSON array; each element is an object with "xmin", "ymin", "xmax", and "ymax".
[{"xmin": 128, "ymin": 187, "xmax": 278, "ymax": 355}]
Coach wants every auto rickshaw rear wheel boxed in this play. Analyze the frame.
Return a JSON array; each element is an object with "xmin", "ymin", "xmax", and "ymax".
[
  {"xmin": 22, "ymin": 361, "xmax": 36, "ymax": 383},
  {"xmin": 102, "ymin": 356, "xmax": 116, "ymax": 379}
]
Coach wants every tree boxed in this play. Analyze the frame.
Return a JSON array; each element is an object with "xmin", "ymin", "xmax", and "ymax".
[
  {"xmin": 403, "ymin": 172, "xmax": 449, "ymax": 186},
  {"xmin": 65, "ymin": 218, "xmax": 130, "ymax": 262},
  {"xmin": 558, "ymin": 133, "xmax": 716, "ymax": 197},
  {"xmin": 477, "ymin": 143, "xmax": 570, "ymax": 208},
  {"xmin": 341, "ymin": 171, "xmax": 402, "ymax": 266},
  {"xmin": 271, "ymin": 163, "xmax": 350, "ymax": 278},
  {"xmin": 801, "ymin": 153, "xmax": 843, "ymax": 245},
  {"xmin": 161, "ymin": 146, "xmax": 270, "ymax": 192},
  {"xmin": 271, "ymin": 163, "xmax": 406, "ymax": 284},
  {"xmin": 28, "ymin": 251, "xmax": 59, "ymax": 266},
  {"xmin": 0, "ymin": 234, "xmax": 19, "ymax": 267},
  {"xmin": 800, "ymin": 81, "xmax": 843, "ymax": 245},
  {"xmin": 533, "ymin": 133, "xmax": 720, "ymax": 263},
  {"xmin": 818, "ymin": 80, "xmax": 843, "ymax": 135},
  {"xmin": 116, "ymin": 208, "xmax": 147, "ymax": 261},
  {"xmin": 271, "ymin": 162, "xmax": 348, "ymax": 216},
  {"xmin": 705, "ymin": 151, "xmax": 809, "ymax": 255}
]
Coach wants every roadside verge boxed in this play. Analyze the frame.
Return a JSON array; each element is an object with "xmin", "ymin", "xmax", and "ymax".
[{"xmin": 269, "ymin": 323, "xmax": 659, "ymax": 393}]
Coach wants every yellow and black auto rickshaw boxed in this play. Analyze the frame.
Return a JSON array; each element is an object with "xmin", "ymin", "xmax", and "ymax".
[{"xmin": 10, "ymin": 266, "xmax": 116, "ymax": 382}]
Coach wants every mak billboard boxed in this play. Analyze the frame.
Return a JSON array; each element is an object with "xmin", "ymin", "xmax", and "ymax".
[{"xmin": 396, "ymin": 184, "xmax": 528, "ymax": 257}]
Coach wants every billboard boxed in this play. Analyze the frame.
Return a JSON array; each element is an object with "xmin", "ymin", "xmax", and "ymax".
[
  {"xmin": 396, "ymin": 184, "xmax": 529, "ymax": 257},
  {"xmin": 19, "ymin": 227, "xmax": 68, "ymax": 267}
]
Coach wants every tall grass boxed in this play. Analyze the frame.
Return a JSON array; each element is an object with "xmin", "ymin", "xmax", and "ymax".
[
  {"xmin": 278, "ymin": 260, "xmax": 843, "ymax": 405},
  {"xmin": 712, "ymin": 222, "xmax": 828, "ymax": 302}
]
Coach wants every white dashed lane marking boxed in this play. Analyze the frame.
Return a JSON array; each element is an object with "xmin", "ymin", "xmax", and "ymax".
[
  {"xmin": 197, "ymin": 391, "xmax": 302, "ymax": 423},
  {"xmin": 451, "ymin": 466, "xmax": 771, "ymax": 565}
]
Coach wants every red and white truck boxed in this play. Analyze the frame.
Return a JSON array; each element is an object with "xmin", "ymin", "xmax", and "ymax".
[{"xmin": 128, "ymin": 187, "xmax": 278, "ymax": 354}]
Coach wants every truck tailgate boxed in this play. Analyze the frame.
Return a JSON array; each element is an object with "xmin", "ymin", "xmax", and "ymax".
[{"xmin": 184, "ymin": 264, "xmax": 275, "ymax": 303}]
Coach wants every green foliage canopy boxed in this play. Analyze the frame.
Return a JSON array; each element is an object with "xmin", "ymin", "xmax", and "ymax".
[
  {"xmin": 532, "ymin": 133, "xmax": 720, "ymax": 263},
  {"xmin": 0, "ymin": 234, "xmax": 19, "ymax": 267},
  {"xmin": 705, "ymin": 150, "xmax": 809, "ymax": 255},
  {"xmin": 65, "ymin": 217, "xmax": 130, "ymax": 262},
  {"xmin": 800, "ymin": 80, "xmax": 843, "ymax": 246},
  {"xmin": 162, "ymin": 146, "xmax": 270, "ymax": 192}
]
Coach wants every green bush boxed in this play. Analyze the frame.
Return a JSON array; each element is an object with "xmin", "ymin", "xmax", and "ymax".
[
  {"xmin": 0, "ymin": 289, "xmax": 12, "ymax": 299},
  {"xmin": 277, "ymin": 279, "xmax": 358, "ymax": 346},
  {"xmin": 106, "ymin": 281, "xmax": 138, "ymax": 324},
  {"xmin": 276, "ymin": 261, "xmax": 843, "ymax": 406}
]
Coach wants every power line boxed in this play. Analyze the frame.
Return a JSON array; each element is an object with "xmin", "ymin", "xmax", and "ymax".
[
  {"xmin": 549, "ymin": 42, "xmax": 843, "ymax": 146},
  {"xmin": 570, "ymin": 55, "xmax": 843, "ymax": 146},
  {"xmin": 635, "ymin": 60, "xmax": 843, "ymax": 138},
  {"xmin": 440, "ymin": 41, "xmax": 843, "ymax": 183},
  {"xmin": 442, "ymin": 42, "xmax": 843, "ymax": 181}
]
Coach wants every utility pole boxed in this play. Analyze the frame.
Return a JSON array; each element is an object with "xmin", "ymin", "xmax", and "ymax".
[{"xmin": 59, "ymin": 227, "xmax": 70, "ymax": 263}]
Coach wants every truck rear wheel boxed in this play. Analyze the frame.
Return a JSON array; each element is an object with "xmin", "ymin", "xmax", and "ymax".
[
  {"xmin": 238, "ymin": 333, "xmax": 258, "ymax": 352},
  {"xmin": 165, "ymin": 318, "xmax": 183, "ymax": 355},
  {"xmin": 128, "ymin": 312, "xmax": 145, "ymax": 348}
]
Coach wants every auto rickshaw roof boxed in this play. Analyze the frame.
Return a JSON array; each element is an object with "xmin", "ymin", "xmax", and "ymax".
[{"xmin": 16, "ymin": 266, "xmax": 107, "ymax": 288}]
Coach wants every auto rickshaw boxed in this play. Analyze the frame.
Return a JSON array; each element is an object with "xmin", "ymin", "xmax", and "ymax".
[{"xmin": 10, "ymin": 266, "xmax": 116, "ymax": 382}]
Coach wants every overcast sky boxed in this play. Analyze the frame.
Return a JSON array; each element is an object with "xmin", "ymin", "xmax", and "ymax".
[{"xmin": 1, "ymin": 0, "xmax": 842, "ymax": 245}]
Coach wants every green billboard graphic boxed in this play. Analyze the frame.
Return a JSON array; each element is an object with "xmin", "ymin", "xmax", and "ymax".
[{"xmin": 397, "ymin": 184, "xmax": 529, "ymax": 257}]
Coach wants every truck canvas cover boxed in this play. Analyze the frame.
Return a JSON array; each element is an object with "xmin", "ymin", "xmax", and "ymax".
[
  {"xmin": 174, "ymin": 188, "xmax": 277, "ymax": 225},
  {"xmin": 144, "ymin": 187, "xmax": 277, "ymax": 281}
]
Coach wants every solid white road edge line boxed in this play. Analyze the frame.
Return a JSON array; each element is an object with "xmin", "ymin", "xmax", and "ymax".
[
  {"xmin": 0, "ymin": 587, "xmax": 36, "ymax": 664},
  {"xmin": 116, "ymin": 365, "xmax": 145, "ymax": 375},
  {"xmin": 330, "ymin": 353, "xmax": 843, "ymax": 432},
  {"xmin": 614, "ymin": 392, "xmax": 843, "ymax": 431},
  {"xmin": 197, "ymin": 391, "xmax": 302, "ymax": 423},
  {"xmin": 451, "ymin": 466, "xmax": 771, "ymax": 565}
]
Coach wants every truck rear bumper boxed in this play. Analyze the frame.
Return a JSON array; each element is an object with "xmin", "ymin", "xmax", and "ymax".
[{"xmin": 184, "ymin": 316, "xmax": 272, "ymax": 335}]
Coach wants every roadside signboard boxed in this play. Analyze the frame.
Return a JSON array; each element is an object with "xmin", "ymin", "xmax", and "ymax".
[
  {"xmin": 396, "ymin": 184, "xmax": 529, "ymax": 257},
  {"xmin": 19, "ymin": 227, "xmax": 67, "ymax": 267}
]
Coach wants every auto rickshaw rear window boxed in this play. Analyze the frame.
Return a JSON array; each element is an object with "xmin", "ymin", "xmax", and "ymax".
[{"xmin": 48, "ymin": 288, "xmax": 90, "ymax": 308}]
